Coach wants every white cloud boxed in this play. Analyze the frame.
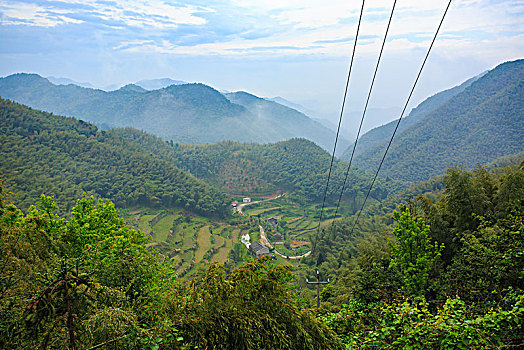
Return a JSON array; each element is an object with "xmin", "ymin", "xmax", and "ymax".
[
  {"xmin": 0, "ymin": 0, "xmax": 211, "ymax": 28},
  {"xmin": 113, "ymin": 39, "xmax": 155, "ymax": 50},
  {"xmin": 1, "ymin": 0, "xmax": 522, "ymax": 61},
  {"xmin": 0, "ymin": 2, "xmax": 84, "ymax": 26}
]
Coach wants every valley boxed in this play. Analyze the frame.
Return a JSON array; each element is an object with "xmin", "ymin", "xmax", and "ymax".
[
  {"xmin": 122, "ymin": 192, "xmax": 335, "ymax": 278},
  {"xmin": 0, "ymin": 59, "xmax": 522, "ymax": 349},
  {"xmin": 2, "ymin": 0, "xmax": 523, "ymax": 347}
]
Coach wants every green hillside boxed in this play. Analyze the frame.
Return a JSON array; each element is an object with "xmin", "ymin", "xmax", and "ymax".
[
  {"xmin": 105, "ymin": 127, "xmax": 402, "ymax": 208},
  {"xmin": 0, "ymin": 98, "xmax": 230, "ymax": 216},
  {"xmin": 0, "ymin": 74, "xmax": 342, "ymax": 151},
  {"xmin": 0, "ymin": 191, "xmax": 343, "ymax": 349},
  {"xmin": 314, "ymin": 157, "xmax": 524, "ymax": 347},
  {"xmin": 347, "ymin": 59, "xmax": 523, "ymax": 182},
  {"xmin": 2, "ymin": 153, "xmax": 521, "ymax": 349},
  {"xmin": 341, "ymin": 74, "xmax": 480, "ymax": 159},
  {"xmin": 303, "ymin": 151, "xmax": 524, "ymax": 287}
]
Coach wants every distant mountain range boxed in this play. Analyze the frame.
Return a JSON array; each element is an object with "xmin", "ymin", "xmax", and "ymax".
[
  {"xmin": 224, "ymin": 91, "xmax": 350, "ymax": 154},
  {"xmin": 265, "ymin": 97, "xmax": 401, "ymax": 144},
  {"xmin": 265, "ymin": 96, "xmax": 317, "ymax": 116},
  {"xmin": 135, "ymin": 78, "xmax": 187, "ymax": 90},
  {"xmin": 46, "ymin": 76, "xmax": 188, "ymax": 91},
  {"xmin": 46, "ymin": 76, "xmax": 96, "ymax": 89},
  {"xmin": 0, "ymin": 74, "xmax": 348, "ymax": 152},
  {"xmin": 344, "ymin": 59, "xmax": 523, "ymax": 182}
]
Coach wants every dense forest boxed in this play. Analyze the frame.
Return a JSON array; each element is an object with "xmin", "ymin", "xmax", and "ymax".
[
  {"xmin": 301, "ymin": 160, "xmax": 524, "ymax": 347},
  {"xmin": 105, "ymin": 128, "xmax": 400, "ymax": 205},
  {"xmin": 0, "ymin": 98, "xmax": 230, "ymax": 216},
  {"xmin": 341, "ymin": 74, "xmax": 480, "ymax": 158},
  {"xmin": 1, "ymin": 158, "xmax": 522, "ymax": 348},
  {"xmin": 0, "ymin": 97, "xmax": 398, "ymax": 218},
  {"xmin": 348, "ymin": 59, "xmax": 524, "ymax": 182}
]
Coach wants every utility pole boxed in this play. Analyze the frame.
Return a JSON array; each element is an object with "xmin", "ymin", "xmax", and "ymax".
[{"xmin": 306, "ymin": 270, "xmax": 330, "ymax": 309}]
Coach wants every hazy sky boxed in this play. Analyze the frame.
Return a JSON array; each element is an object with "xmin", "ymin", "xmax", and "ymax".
[{"xmin": 1, "ymin": 0, "xmax": 523, "ymax": 129}]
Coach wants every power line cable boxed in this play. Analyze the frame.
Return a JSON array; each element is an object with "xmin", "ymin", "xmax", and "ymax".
[
  {"xmin": 348, "ymin": 0, "xmax": 453, "ymax": 237},
  {"xmin": 329, "ymin": 0, "xmax": 398, "ymax": 233},
  {"xmin": 311, "ymin": 0, "xmax": 366, "ymax": 256}
]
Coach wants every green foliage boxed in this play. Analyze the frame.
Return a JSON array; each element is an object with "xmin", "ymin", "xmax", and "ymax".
[
  {"xmin": 0, "ymin": 192, "xmax": 167, "ymax": 349},
  {"xmin": 389, "ymin": 206, "xmax": 443, "ymax": 297},
  {"xmin": 323, "ymin": 294, "xmax": 524, "ymax": 349},
  {"xmin": 108, "ymin": 128, "xmax": 397, "ymax": 203},
  {"xmin": 320, "ymin": 161, "xmax": 524, "ymax": 347},
  {"xmin": 0, "ymin": 189, "xmax": 342, "ymax": 349},
  {"xmin": 152, "ymin": 258, "xmax": 343, "ymax": 350},
  {"xmin": 0, "ymin": 98, "xmax": 230, "ymax": 217},
  {"xmin": 442, "ymin": 212, "xmax": 524, "ymax": 306}
]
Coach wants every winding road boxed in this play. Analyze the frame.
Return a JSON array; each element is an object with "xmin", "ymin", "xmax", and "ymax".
[{"xmin": 258, "ymin": 224, "xmax": 311, "ymax": 260}]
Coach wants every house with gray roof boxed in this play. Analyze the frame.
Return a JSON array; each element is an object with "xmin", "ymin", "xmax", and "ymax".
[{"xmin": 249, "ymin": 242, "xmax": 270, "ymax": 257}]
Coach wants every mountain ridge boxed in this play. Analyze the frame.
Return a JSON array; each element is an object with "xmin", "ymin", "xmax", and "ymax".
[
  {"xmin": 341, "ymin": 73, "xmax": 482, "ymax": 160},
  {"xmin": 349, "ymin": 59, "xmax": 524, "ymax": 182},
  {"xmin": 0, "ymin": 73, "xmax": 344, "ymax": 151}
]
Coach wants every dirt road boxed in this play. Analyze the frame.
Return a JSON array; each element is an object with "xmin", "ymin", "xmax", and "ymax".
[{"xmin": 236, "ymin": 193, "xmax": 284, "ymax": 215}]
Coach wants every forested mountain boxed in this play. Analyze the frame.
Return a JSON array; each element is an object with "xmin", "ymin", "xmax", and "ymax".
[
  {"xmin": 341, "ymin": 74, "xmax": 480, "ymax": 159},
  {"xmin": 104, "ymin": 127, "xmax": 400, "ymax": 206},
  {"xmin": 0, "ymin": 98, "xmax": 230, "ymax": 216},
  {"xmin": 1, "ymin": 98, "xmax": 522, "ymax": 349},
  {"xmin": 0, "ymin": 95, "xmax": 400, "ymax": 218},
  {"xmin": 0, "ymin": 73, "xmax": 342, "ymax": 151},
  {"xmin": 344, "ymin": 59, "xmax": 523, "ymax": 182},
  {"xmin": 309, "ymin": 151, "xmax": 524, "ymax": 277}
]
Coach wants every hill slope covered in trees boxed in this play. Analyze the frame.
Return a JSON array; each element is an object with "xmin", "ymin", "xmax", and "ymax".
[
  {"xmin": 0, "ymin": 97, "xmax": 400, "ymax": 219},
  {"xmin": 344, "ymin": 59, "xmax": 523, "ymax": 182},
  {"xmin": 341, "ymin": 74, "xmax": 481, "ymax": 159},
  {"xmin": 316, "ymin": 159, "xmax": 524, "ymax": 347},
  {"xmin": 104, "ymin": 127, "xmax": 400, "ymax": 207},
  {"xmin": 0, "ymin": 98, "xmax": 230, "ymax": 216}
]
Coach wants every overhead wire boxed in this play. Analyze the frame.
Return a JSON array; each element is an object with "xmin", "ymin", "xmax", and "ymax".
[
  {"xmin": 311, "ymin": 0, "xmax": 366, "ymax": 257},
  {"xmin": 348, "ymin": 0, "xmax": 453, "ymax": 237},
  {"xmin": 329, "ymin": 0, "xmax": 398, "ymax": 234}
]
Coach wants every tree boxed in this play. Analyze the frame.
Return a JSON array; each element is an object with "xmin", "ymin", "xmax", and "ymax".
[
  {"xmin": 152, "ymin": 258, "xmax": 344, "ymax": 350},
  {"xmin": 389, "ymin": 206, "xmax": 443, "ymax": 297}
]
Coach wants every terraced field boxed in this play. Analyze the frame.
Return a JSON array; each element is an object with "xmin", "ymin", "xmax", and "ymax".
[
  {"xmin": 152, "ymin": 214, "xmax": 180, "ymax": 242},
  {"xmin": 127, "ymin": 209, "xmax": 254, "ymax": 278},
  {"xmin": 195, "ymin": 225, "xmax": 212, "ymax": 262},
  {"xmin": 126, "ymin": 193, "xmax": 325, "ymax": 278},
  {"xmin": 243, "ymin": 197, "xmax": 333, "ymax": 239}
]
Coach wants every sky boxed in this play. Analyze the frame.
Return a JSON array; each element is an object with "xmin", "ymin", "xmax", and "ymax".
[{"xmin": 1, "ymin": 0, "xmax": 523, "ymax": 131}]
